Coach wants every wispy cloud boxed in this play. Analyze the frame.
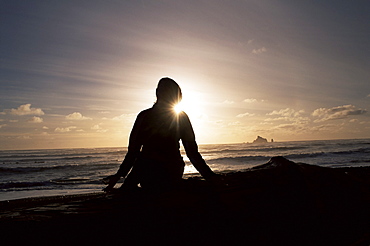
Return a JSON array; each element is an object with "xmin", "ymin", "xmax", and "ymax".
[
  {"xmin": 264, "ymin": 108, "xmax": 309, "ymax": 125},
  {"xmin": 28, "ymin": 116, "xmax": 43, "ymax": 123},
  {"xmin": 312, "ymin": 105, "xmax": 367, "ymax": 122},
  {"xmin": 7, "ymin": 104, "xmax": 44, "ymax": 116},
  {"xmin": 54, "ymin": 126, "xmax": 77, "ymax": 133},
  {"xmin": 243, "ymin": 98, "xmax": 257, "ymax": 103},
  {"xmin": 66, "ymin": 112, "xmax": 92, "ymax": 120},
  {"xmin": 252, "ymin": 47, "xmax": 267, "ymax": 54},
  {"xmin": 243, "ymin": 98, "xmax": 266, "ymax": 103},
  {"xmin": 237, "ymin": 112, "xmax": 255, "ymax": 118},
  {"xmin": 228, "ymin": 121, "xmax": 241, "ymax": 126},
  {"xmin": 17, "ymin": 135, "xmax": 31, "ymax": 139},
  {"xmin": 91, "ymin": 124, "xmax": 108, "ymax": 133},
  {"xmin": 223, "ymin": 100, "xmax": 234, "ymax": 104},
  {"xmin": 267, "ymin": 108, "xmax": 304, "ymax": 117},
  {"xmin": 271, "ymin": 122, "xmax": 306, "ymax": 132},
  {"xmin": 112, "ymin": 113, "xmax": 136, "ymax": 122}
]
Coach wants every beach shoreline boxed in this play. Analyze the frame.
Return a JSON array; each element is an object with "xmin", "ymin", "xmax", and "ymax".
[
  {"xmin": 1, "ymin": 157, "xmax": 370, "ymax": 245},
  {"xmin": 1, "ymin": 165, "xmax": 369, "ymax": 205}
]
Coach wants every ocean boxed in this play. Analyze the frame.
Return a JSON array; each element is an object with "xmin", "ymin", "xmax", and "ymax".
[{"xmin": 1, "ymin": 138, "xmax": 369, "ymax": 201}]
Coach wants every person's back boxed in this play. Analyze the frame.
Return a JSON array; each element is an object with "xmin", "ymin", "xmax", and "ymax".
[
  {"xmin": 140, "ymin": 105, "xmax": 182, "ymax": 162},
  {"xmin": 128, "ymin": 104, "xmax": 186, "ymax": 190},
  {"xmin": 103, "ymin": 77, "xmax": 217, "ymax": 192}
]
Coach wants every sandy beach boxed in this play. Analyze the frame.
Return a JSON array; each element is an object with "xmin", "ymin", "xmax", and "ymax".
[{"xmin": 1, "ymin": 157, "xmax": 370, "ymax": 246}]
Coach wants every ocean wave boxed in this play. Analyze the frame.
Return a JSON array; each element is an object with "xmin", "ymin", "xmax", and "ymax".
[
  {"xmin": 0, "ymin": 164, "xmax": 80, "ymax": 174},
  {"xmin": 0, "ymin": 181, "xmax": 53, "ymax": 189},
  {"xmin": 349, "ymin": 159, "xmax": 370, "ymax": 164},
  {"xmin": 207, "ymin": 155, "xmax": 270, "ymax": 164},
  {"xmin": 51, "ymin": 178, "xmax": 92, "ymax": 184},
  {"xmin": 0, "ymin": 149, "xmax": 126, "ymax": 162},
  {"xmin": 0, "ymin": 178, "xmax": 102, "ymax": 190},
  {"xmin": 205, "ymin": 151, "xmax": 350, "ymax": 163},
  {"xmin": 285, "ymin": 152, "xmax": 327, "ymax": 159},
  {"xmin": 201, "ymin": 146, "xmax": 307, "ymax": 155},
  {"xmin": 7, "ymin": 155, "xmax": 104, "ymax": 163},
  {"xmin": 0, "ymin": 163, "xmax": 119, "ymax": 175},
  {"xmin": 332, "ymin": 148, "xmax": 370, "ymax": 155}
]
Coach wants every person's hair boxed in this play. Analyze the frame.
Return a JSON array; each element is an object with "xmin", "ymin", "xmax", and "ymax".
[{"xmin": 156, "ymin": 77, "xmax": 182, "ymax": 105}]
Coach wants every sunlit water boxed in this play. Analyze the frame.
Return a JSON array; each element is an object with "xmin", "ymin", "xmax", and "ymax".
[{"xmin": 1, "ymin": 139, "xmax": 369, "ymax": 201}]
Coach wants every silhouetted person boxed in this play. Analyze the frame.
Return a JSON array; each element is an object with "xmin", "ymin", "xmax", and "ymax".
[{"xmin": 103, "ymin": 77, "xmax": 218, "ymax": 192}]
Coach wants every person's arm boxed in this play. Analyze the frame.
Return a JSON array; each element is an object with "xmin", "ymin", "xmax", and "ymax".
[
  {"xmin": 180, "ymin": 112, "xmax": 216, "ymax": 180},
  {"xmin": 103, "ymin": 111, "xmax": 145, "ymax": 191},
  {"xmin": 117, "ymin": 111, "xmax": 146, "ymax": 177},
  {"xmin": 182, "ymin": 140, "xmax": 215, "ymax": 180}
]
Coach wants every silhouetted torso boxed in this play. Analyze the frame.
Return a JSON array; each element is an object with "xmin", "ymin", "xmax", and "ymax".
[{"xmin": 117, "ymin": 102, "xmax": 214, "ymax": 190}]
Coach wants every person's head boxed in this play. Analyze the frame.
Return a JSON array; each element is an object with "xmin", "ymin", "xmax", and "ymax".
[{"xmin": 156, "ymin": 77, "xmax": 182, "ymax": 106}]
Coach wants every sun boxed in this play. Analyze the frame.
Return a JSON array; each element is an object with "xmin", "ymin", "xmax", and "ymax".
[
  {"xmin": 173, "ymin": 102, "xmax": 184, "ymax": 114},
  {"xmin": 172, "ymin": 91, "xmax": 207, "ymax": 132},
  {"xmin": 173, "ymin": 97, "xmax": 201, "ymax": 116}
]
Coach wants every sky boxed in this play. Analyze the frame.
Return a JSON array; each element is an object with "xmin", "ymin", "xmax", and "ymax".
[{"xmin": 0, "ymin": 0, "xmax": 369, "ymax": 150}]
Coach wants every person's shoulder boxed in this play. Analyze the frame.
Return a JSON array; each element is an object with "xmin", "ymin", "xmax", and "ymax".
[
  {"xmin": 177, "ymin": 110, "xmax": 188, "ymax": 117},
  {"xmin": 138, "ymin": 107, "xmax": 153, "ymax": 115},
  {"xmin": 135, "ymin": 107, "xmax": 154, "ymax": 121},
  {"xmin": 178, "ymin": 111, "xmax": 191, "ymax": 123}
]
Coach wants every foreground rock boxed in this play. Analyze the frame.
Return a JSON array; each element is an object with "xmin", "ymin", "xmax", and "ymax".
[{"xmin": 1, "ymin": 157, "xmax": 370, "ymax": 246}]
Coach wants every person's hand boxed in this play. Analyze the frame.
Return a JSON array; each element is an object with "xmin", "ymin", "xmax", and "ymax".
[{"xmin": 102, "ymin": 174, "xmax": 121, "ymax": 192}]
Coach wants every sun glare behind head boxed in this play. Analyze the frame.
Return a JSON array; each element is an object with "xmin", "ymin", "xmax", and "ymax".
[{"xmin": 173, "ymin": 103, "xmax": 183, "ymax": 114}]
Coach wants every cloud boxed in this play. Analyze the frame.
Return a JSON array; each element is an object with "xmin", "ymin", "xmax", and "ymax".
[
  {"xmin": 264, "ymin": 117, "xmax": 291, "ymax": 122},
  {"xmin": 312, "ymin": 105, "xmax": 367, "ymax": 122},
  {"xmin": 223, "ymin": 100, "xmax": 234, "ymax": 104},
  {"xmin": 42, "ymin": 126, "xmax": 49, "ymax": 129},
  {"xmin": 17, "ymin": 135, "xmax": 31, "ymax": 139},
  {"xmin": 267, "ymin": 108, "xmax": 304, "ymax": 117},
  {"xmin": 0, "ymin": 124, "xmax": 7, "ymax": 129},
  {"xmin": 310, "ymin": 124, "xmax": 339, "ymax": 133},
  {"xmin": 237, "ymin": 112, "xmax": 255, "ymax": 118},
  {"xmin": 54, "ymin": 126, "xmax": 77, "ymax": 132},
  {"xmin": 28, "ymin": 116, "xmax": 43, "ymax": 123},
  {"xmin": 243, "ymin": 98, "xmax": 257, "ymax": 103},
  {"xmin": 91, "ymin": 124, "xmax": 108, "ymax": 132},
  {"xmin": 252, "ymin": 47, "xmax": 267, "ymax": 54},
  {"xmin": 66, "ymin": 112, "xmax": 92, "ymax": 120},
  {"xmin": 264, "ymin": 108, "xmax": 309, "ymax": 125},
  {"xmin": 270, "ymin": 121, "xmax": 309, "ymax": 134},
  {"xmin": 228, "ymin": 121, "xmax": 241, "ymax": 126},
  {"xmin": 112, "ymin": 113, "xmax": 136, "ymax": 121},
  {"xmin": 91, "ymin": 124, "xmax": 102, "ymax": 130},
  {"xmin": 8, "ymin": 104, "xmax": 44, "ymax": 116}
]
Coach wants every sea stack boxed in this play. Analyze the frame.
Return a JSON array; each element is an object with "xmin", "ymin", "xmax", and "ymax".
[{"xmin": 252, "ymin": 136, "xmax": 268, "ymax": 144}]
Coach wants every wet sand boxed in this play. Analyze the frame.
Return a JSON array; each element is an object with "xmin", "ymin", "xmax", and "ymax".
[{"xmin": 1, "ymin": 157, "xmax": 370, "ymax": 246}]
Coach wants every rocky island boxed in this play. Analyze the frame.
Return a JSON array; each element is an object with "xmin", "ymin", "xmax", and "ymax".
[{"xmin": 252, "ymin": 135, "xmax": 269, "ymax": 144}]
